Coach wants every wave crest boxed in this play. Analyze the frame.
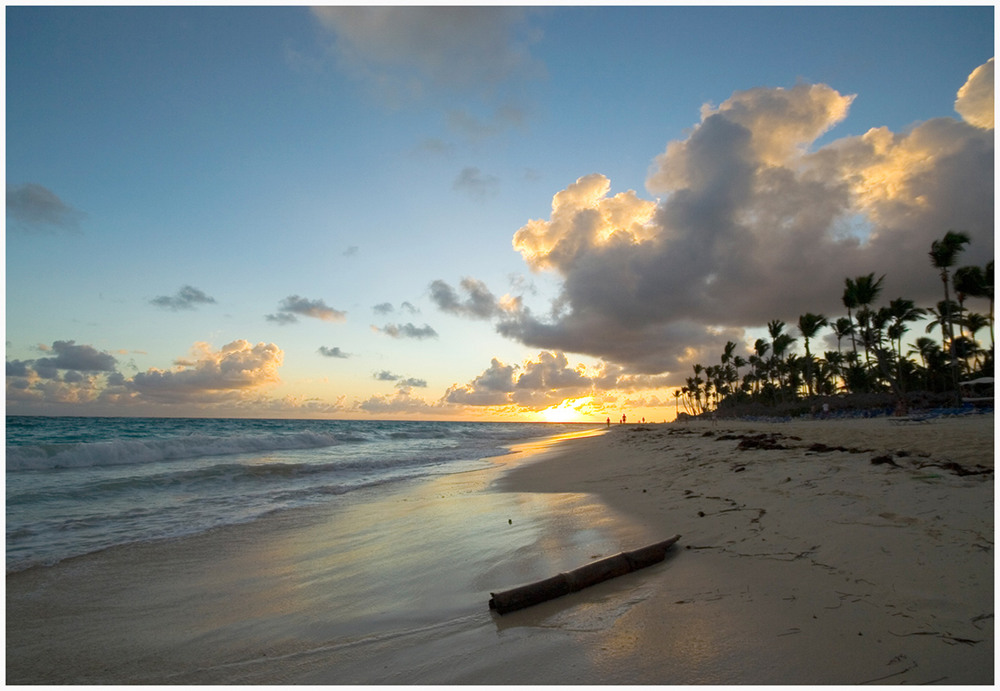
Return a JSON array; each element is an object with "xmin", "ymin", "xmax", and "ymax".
[{"xmin": 5, "ymin": 430, "xmax": 348, "ymax": 470}]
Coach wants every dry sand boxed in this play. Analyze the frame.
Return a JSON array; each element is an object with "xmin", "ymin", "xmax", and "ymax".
[
  {"xmin": 494, "ymin": 414, "xmax": 995, "ymax": 684},
  {"xmin": 6, "ymin": 415, "xmax": 994, "ymax": 685}
]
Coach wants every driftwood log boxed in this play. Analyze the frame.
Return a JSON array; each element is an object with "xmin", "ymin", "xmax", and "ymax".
[{"xmin": 488, "ymin": 535, "xmax": 681, "ymax": 614}]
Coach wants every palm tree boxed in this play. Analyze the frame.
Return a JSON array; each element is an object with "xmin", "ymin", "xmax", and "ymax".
[
  {"xmin": 887, "ymin": 298, "xmax": 926, "ymax": 356},
  {"xmin": 884, "ymin": 298, "xmax": 926, "ymax": 394},
  {"xmin": 965, "ymin": 312, "xmax": 989, "ymax": 343},
  {"xmin": 963, "ymin": 312, "xmax": 990, "ymax": 371},
  {"xmin": 821, "ymin": 350, "xmax": 846, "ymax": 392},
  {"xmin": 842, "ymin": 278, "xmax": 860, "ymax": 356},
  {"xmin": 929, "ymin": 230, "xmax": 970, "ymax": 398},
  {"xmin": 732, "ymin": 355, "xmax": 748, "ymax": 399},
  {"xmin": 955, "ymin": 262, "xmax": 994, "ymax": 350},
  {"xmin": 831, "ymin": 317, "xmax": 854, "ymax": 355},
  {"xmin": 772, "ymin": 333, "xmax": 797, "ymax": 396},
  {"xmin": 689, "ymin": 365, "xmax": 705, "ymax": 414},
  {"xmin": 909, "ymin": 337, "xmax": 939, "ymax": 389},
  {"xmin": 925, "ymin": 300, "xmax": 963, "ymax": 338},
  {"xmin": 798, "ymin": 312, "xmax": 828, "ymax": 396},
  {"xmin": 953, "ymin": 265, "xmax": 986, "ymax": 339},
  {"xmin": 848, "ymin": 273, "xmax": 885, "ymax": 370},
  {"xmin": 765, "ymin": 320, "xmax": 798, "ymax": 396},
  {"xmin": 751, "ymin": 339, "xmax": 770, "ymax": 397}
]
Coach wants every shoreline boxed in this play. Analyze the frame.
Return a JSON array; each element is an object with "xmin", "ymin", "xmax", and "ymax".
[
  {"xmin": 6, "ymin": 428, "xmax": 641, "ymax": 685},
  {"xmin": 7, "ymin": 417, "xmax": 993, "ymax": 684}
]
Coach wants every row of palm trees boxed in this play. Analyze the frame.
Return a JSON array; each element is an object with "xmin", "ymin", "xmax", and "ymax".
[{"xmin": 675, "ymin": 231, "xmax": 993, "ymax": 416}]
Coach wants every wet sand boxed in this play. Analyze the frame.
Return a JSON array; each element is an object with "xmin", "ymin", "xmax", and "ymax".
[{"xmin": 6, "ymin": 416, "xmax": 994, "ymax": 684}]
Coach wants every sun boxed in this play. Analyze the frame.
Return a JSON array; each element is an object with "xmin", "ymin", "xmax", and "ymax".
[{"xmin": 539, "ymin": 397, "xmax": 596, "ymax": 423}]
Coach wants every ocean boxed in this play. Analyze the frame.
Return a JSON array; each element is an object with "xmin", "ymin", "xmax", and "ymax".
[{"xmin": 5, "ymin": 416, "xmax": 597, "ymax": 573}]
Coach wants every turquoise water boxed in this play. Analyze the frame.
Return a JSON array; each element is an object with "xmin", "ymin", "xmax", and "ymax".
[{"xmin": 6, "ymin": 416, "xmax": 596, "ymax": 572}]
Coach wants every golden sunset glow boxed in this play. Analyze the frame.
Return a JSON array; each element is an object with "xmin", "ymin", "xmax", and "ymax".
[{"xmin": 539, "ymin": 396, "xmax": 597, "ymax": 423}]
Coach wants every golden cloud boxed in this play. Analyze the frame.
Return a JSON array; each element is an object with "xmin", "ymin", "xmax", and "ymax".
[
  {"xmin": 955, "ymin": 57, "xmax": 994, "ymax": 130},
  {"xmin": 512, "ymin": 173, "xmax": 657, "ymax": 272}
]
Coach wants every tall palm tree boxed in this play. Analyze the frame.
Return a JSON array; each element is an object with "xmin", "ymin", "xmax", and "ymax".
[
  {"xmin": 925, "ymin": 300, "xmax": 964, "ymax": 338},
  {"xmin": 887, "ymin": 298, "xmax": 926, "ymax": 355},
  {"xmin": 798, "ymin": 312, "xmax": 828, "ymax": 396},
  {"xmin": 751, "ymin": 339, "xmax": 770, "ymax": 397},
  {"xmin": 965, "ymin": 312, "xmax": 989, "ymax": 343},
  {"xmin": 955, "ymin": 262, "xmax": 994, "ymax": 349},
  {"xmin": 953, "ymin": 265, "xmax": 986, "ymax": 339},
  {"xmin": 885, "ymin": 298, "xmax": 926, "ymax": 391},
  {"xmin": 732, "ymin": 355, "xmax": 748, "ymax": 397},
  {"xmin": 910, "ymin": 337, "xmax": 948, "ymax": 390},
  {"xmin": 822, "ymin": 350, "xmax": 845, "ymax": 392},
  {"xmin": 842, "ymin": 278, "xmax": 860, "ymax": 356},
  {"xmin": 766, "ymin": 320, "xmax": 797, "ymax": 396},
  {"xmin": 772, "ymin": 333, "xmax": 797, "ymax": 396},
  {"xmin": 690, "ymin": 365, "xmax": 705, "ymax": 413},
  {"xmin": 929, "ymin": 230, "xmax": 970, "ymax": 398},
  {"xmin": 849, "ymin": 273, "xmax": 885, "ymax": 369},
  {"xmin": 909, "ymin": 337, "xmax": 938, "ymax": 371},
  {"xmin": 963, "ymin": 312, "xmax": 990, "ymax": 371},
  {"xmin": 832, "ymin": 317, "xmax": 853, "ymax": 355}
]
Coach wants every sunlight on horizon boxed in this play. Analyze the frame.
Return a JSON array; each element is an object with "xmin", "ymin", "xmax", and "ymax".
[{"xmin": 539, "ymin": 396, "xmax": 597, "ymax": 423}]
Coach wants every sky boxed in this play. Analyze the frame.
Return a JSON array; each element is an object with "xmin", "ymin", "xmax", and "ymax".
[{"xmin": 5, "ymin": 5, "xmax": 995, "ymax": 422}]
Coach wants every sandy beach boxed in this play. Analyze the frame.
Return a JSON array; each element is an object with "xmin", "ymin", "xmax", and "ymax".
[{"xmin": 6, "ymin": 414, "xmax": 993, "ymax": 684}]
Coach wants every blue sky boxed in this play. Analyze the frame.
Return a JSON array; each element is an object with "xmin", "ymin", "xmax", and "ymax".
[{"xmin": 6, "ymin": 5, "xmax": 994, "ymax": 420}]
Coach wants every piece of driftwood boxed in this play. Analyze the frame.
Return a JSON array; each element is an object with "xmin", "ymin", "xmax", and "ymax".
[{"xmin": 488, "ymin": 535, "xmax": 681, "ymax": 614}]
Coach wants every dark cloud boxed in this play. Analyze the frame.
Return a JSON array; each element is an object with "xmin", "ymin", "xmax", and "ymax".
[
  {"xmin": 373, "ymin": 301, "xmax": 420, "ymax": 316},
  {"xmin": 429, "ymin": 278, "xmax": 501, "ymax": 319},
  {"xmin": 376, "ymin": 323, "xmax": 439, "ymax": 339},
  {"xmin": 5, "ymin": 341, "xmax": 120, "ymax": 406},
  {"xmin": 442, "ymin": 66, "xmax": 994, "ymax": 382},
  {"xmin": 34, "ymin": 340, "xmax": 118, "ymax": 373},
  {"xmin": 372, "ymin": 370, "xmax": 425, "ymax": 389},
  {"xmin": 6, "ymin": 183, "xmax": 85, "ymax": 233},
  {"xmin": 318, "ymin": 346, "xmax": 350, "ymax": 359},
  {"xmin": 266, "ymin": 295, "xmax": 347, "ymax": 324},
  {"xmin": 150, "ymin": 285, "xmax": 217, "ymax": 311},
  {"xmin": 343, "ymin": 245, "xmax": 359, "ymax": 257},
  {"xmin": 265, "ymin": 312, "xmax": 299, "ymax": 325},
  {"xmin": 397, "ymin": 377, "xmax": 427, "ymax": 389},
  {"xmin": 453, "ymin": 166, "xmax": 500, "ymax": 200},
  {"xmin": 6, "ymin": 360, "xmax": 31, "ymax": 377}
]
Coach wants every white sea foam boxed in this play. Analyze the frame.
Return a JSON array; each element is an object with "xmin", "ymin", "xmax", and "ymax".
[
  {"xmin": 6, "ymin": 430, "xmax": 348, "ymax": 470},
  {"xmin": 5, "ymin": 417, "xmax": 597, "ymax": 572}
]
